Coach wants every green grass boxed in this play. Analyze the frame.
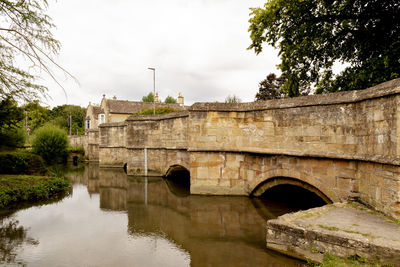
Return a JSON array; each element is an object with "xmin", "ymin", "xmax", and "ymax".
[
  {"xmin": 311, "ymin": 253, "xmax": 393, "ymax": 267},
  {"xmin": 0, "ymin": 175, "xmax": 70, "ymax": 208},
  {"xmin": 318, "ymin": 224, "xmax": 340, "ymax": 231}
]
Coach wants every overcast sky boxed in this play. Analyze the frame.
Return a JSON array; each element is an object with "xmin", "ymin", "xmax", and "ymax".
[{"xmin": 42, "ymin": 0, "xmax": 280, "ymax": 107}]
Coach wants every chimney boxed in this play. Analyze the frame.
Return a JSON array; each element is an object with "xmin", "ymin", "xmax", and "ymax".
[
  {"xmin": 178, "ymin": 92, "xmax": 184, "ymax": 107},
  {"xmin": 102, "ymin": 94, "xmax": 106, "ymax": 99},
  {"xmin": 155, "ymin": 92, "xmax": 159, "ymax": 103},
  {"xmin": 113, "ymin": 96, "xmax": 117, "ymax": 100}
]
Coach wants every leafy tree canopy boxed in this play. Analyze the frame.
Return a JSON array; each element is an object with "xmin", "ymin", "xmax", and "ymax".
[
  {"xmin": 255, "ymin": 73, "xmax": 285, "ymax": 100},
  {"xmin": 255, "ymin": 73, "xmax": 310, "ymax": 100},
  {"xmin": 0, "ymin": 97, "xmax": 23, "ymax": 129},
  {"xmin": 248, "ymin": 0, "xmax": 400, "ymax": 96},
  {"xmin": 49, "ymin": 105, "xmax": 86, "ymax": 135},
  {"xmin": 164, "ymin": 95, "xmax": 177, "ymax": 104},
  {"xmin": 142, "ymin": 92, "xmax": 154, "ymax": 102},
  {"xmin": 225, "ymin": 95, "xmax": 242, "ymax": 103},
  {"xmin": 0, "ymin": 0, "xmax": 72, "ymax": 101},
  {"xmin": 23, "ymin": 100, "xmax": 50, "ymax": 132},
  {"xmin": 0, "ymin": 97, "xmax": 24, "ymax": 150}
]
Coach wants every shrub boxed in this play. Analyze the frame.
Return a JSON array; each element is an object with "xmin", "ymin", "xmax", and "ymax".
[
  {"xmin": 32, "ymin": 125, "xmax": 69, "ymax": 165},
  {"xmin": 134, "ymin": 106, "xmax": 181, "ymax": 115},
  {"xmin": 0, "ymin": 175, "xmax": 70, "ymax": 208},
  {"xmin": 0, "ymin": 151, "xmax": 47, "ymax": 175},
  {"xmin": 67, "ymin": 146, "xmax": 85, "ymax": 154}
]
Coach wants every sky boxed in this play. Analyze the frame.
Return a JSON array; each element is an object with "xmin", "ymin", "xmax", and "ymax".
[{"xmin": 41, "ymin": 0, "xmax": 280, "ymax": 107}]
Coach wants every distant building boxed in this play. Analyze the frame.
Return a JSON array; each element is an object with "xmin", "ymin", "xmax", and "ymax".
[{"xmin": 85, "ymin": 93, "xmax": 185, "ymax": 132}]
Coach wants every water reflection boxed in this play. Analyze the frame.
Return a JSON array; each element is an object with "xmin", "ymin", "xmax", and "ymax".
[
  {"xmin": 0, "ymin": 164, "xmax": 303, "ymax": 266},
  {"xmin": 90, "ymin": 166, "xmax": 302, "ymax": 266},
  {"xmin": 0, "ymin": 218, "xmax": 38, "ymax": 266}
]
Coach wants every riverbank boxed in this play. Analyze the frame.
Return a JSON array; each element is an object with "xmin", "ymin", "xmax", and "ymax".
[
  {"xmin": 266, "ymin": 202, "xmax": 400, "ymax": 265},
  {"xmin": 0, "ymin": 175, "xmax": 70, "ymax": 208}
]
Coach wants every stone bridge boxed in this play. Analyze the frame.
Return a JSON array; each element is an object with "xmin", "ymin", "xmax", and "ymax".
[{"xmin": 78, "ymin": 79, "xmax": 400, "ymax": 219}]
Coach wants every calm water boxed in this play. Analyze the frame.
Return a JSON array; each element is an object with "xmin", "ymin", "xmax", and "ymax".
[{"xmin": 0, "ymin": 164, "xmax": 304, "ymax": 266}]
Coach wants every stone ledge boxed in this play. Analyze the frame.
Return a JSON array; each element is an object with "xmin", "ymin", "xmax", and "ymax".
[
  {"xmin": 266, "ymin": 203, "xmax": 400, "ymax": 264},
  {"xmin": 98, "ymin": 122, "xmax": 127, "ymax": 128},
  {"xmin": 187, "ymin": 148, "xmax": 400, "ymax": 166},
  {"xmin": 126, "ymin": 111, "xmax": 189, "ymax": 121},
  {"xmin": 189, "ymin": 78, "xmax": 400, "ymax": 112},
  {"xmin": 125, "ymin": 147, "xmax": 188, "ymax": 151}
]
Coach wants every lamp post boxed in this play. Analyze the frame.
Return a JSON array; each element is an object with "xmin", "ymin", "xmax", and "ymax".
[{"xmin": 148, "ymin": 67, "xmax": 156, "ymax": 115}]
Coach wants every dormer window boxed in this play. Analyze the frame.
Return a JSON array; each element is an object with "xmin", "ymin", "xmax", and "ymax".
[{"xmin": 98, "ymin": 114, "xmax": 105, "ymax": 124}]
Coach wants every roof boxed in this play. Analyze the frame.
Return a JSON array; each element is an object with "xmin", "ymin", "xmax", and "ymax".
[
  {"xmin": 106, "ymin": 99, "xmax": 182, "ymax": 114},
  {"xmin": 92, "ymin": 106, "xmax": 103, "ymax": 116}
]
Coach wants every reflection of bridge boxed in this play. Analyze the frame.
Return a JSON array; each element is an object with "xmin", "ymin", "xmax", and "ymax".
[
  {"xmin": 67, "ymin": 166, "xmax": 300, "ymax": 266},
  {"xmin": 76, "ymin": 80, "xmax": 400, "ymax": 219}
]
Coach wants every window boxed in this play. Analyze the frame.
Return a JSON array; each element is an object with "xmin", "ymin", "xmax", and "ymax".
[
  {"xmin": 98, "ymin": 114, "xmax": 105, "ymax": 125},
  {"xmin": 85, "ymin": 119, "xmax": 91, "ymax": 130}
]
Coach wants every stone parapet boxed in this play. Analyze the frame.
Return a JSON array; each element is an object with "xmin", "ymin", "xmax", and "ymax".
[{"xmin": 189, "ymin": 79, "xmax": 400, "ymax": 112}]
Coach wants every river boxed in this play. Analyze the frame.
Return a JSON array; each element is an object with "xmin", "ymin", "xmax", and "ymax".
[{"xmin": 0, "ymin": 164, "xmax": 305, "ymax": 266}]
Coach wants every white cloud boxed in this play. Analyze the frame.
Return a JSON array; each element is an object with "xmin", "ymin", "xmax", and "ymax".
[{"xmin": 42, "ymin": 0, "xmax": 278, "ymax": 107}]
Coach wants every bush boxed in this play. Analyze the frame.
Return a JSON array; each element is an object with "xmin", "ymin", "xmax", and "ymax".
[
  {"xmin": 67, "ymin": 146, "xmax": 85, "ymax": 154},
  {"xmin": 0, "ymin": 151, "xmax": 47, "ymax": 175},
  {"xmin": 0, "ymin": 175, "xmax": 70, "ymax": 208},
  {"xmin": 134, "ymin": 106, "xmax": 181, "ymax": 115},
  {"xmin": 32, "ymin": 125, "xmax": 69, "ymax": 165}
]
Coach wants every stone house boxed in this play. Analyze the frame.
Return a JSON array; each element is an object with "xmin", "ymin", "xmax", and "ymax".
[{"xmin": 85, "ymin": 94, "xmax": 185, "ymax": 132}]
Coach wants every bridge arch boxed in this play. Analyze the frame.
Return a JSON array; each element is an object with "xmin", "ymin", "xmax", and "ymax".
[
  {"xmin": 250, "ymin": 176, "xmax": 333, "ymax": 204},
  {"xmin": 165, "ymin": 164, "xmax": 190, "ymax": 178},
  {"xmin": 163, "ymin": 164, "xmax": 190, "ymax": 197}
]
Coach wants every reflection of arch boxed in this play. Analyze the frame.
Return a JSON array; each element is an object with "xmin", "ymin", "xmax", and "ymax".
[
  {"xmin": 123, "ymin": 163, "xmax": 127, "ymax": 174},
  {"xmin": 250, "ymin": 176, "xmax": 333, "ymax": 204}
]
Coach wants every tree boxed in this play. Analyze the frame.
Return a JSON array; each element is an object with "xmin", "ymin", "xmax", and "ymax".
[
  {"xmin": 49, "ymin": 105, "xmax": 86, "ymax": 134},
  {"xmin": 225, "ymin": 95, "xmax": 242, "ymax": 103},
  {"xmin": 142, "ymin": 92, "xmax": 154, "ymax": 102},
  {"xmin": 23, "ymin": 100, "xmax": 50, "ymax": 132},
  {"xmin": 0, "ymin": 97, "xmax": 23, "ymax": 129},
  {"xmin": 0, "ymin": 97, "xmax": 24, "ymax": 149},
  {"xmin": 0, "ymin": 0, "xmax": 72, "ymax": 101},
  {"xmin": 248, "ymin": 0, "xmax": 400, "ymax": 96},
  {"xmin": 255, "ymin": 73, "xmax": 310, "ymax": 100},
  {"xmin": 164, "ymin": 95, "xmax": 177, "ymax": 104},
  {"xmin": 255, "ymin": 73, "xmax": 285, "ymax": 100}
]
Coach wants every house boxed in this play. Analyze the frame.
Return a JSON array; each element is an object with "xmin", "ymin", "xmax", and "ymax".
[{"xmin": 84, "ymin": 94, "xmax": 185, "ymax": 132}]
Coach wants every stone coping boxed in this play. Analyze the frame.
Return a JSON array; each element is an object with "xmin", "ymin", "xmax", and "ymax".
[
  {"xmin": 87, "ymin": 129, "xmax": 99, "ymax": 132},
  {"xmin": 126, "ymin": 111, "xmax": 189, "ymax": 121},
  {"xmin": 125, "ymin": 147, "xmax": 188, "ymax": 151},
  {"xmin": 98, "ymin": 122, "xmax": 127, "ymax": 128},
  {"xmin": 187, "ymin": 148, "xmax": 400, "ymax": 166},
  {"xmin": 189, "ymin": 78, "xmax": 400, "ymax": 112}
]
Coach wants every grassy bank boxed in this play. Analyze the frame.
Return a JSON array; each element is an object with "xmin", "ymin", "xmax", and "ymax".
[{"xmin": 0, "ymin": 175, "xmax": 70, "ymax": 208}]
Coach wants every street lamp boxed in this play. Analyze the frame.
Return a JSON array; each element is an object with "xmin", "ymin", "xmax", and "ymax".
[{"xmin": 148, "ymin": 67, "xmax": 156, "ymax": 115}]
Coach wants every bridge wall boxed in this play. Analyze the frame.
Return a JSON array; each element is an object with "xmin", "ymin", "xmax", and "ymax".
[
  {"xmin": 87, "ymin": 129, "xmax": 99, "ymax": 161},
  {"xmin": 95, "ymin": 79, "xmax": 400, "ymax": 218},
  {"xmin": 98, "ymin": 122, "xmax": 126, "ymax": 167},
  {"xmin": 188, "ymin": 80, "xmax": 400, "ymax": 165},
  {"xmin": 123, "ymin": 112, "xmax": 189, "ymax": 175}
]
